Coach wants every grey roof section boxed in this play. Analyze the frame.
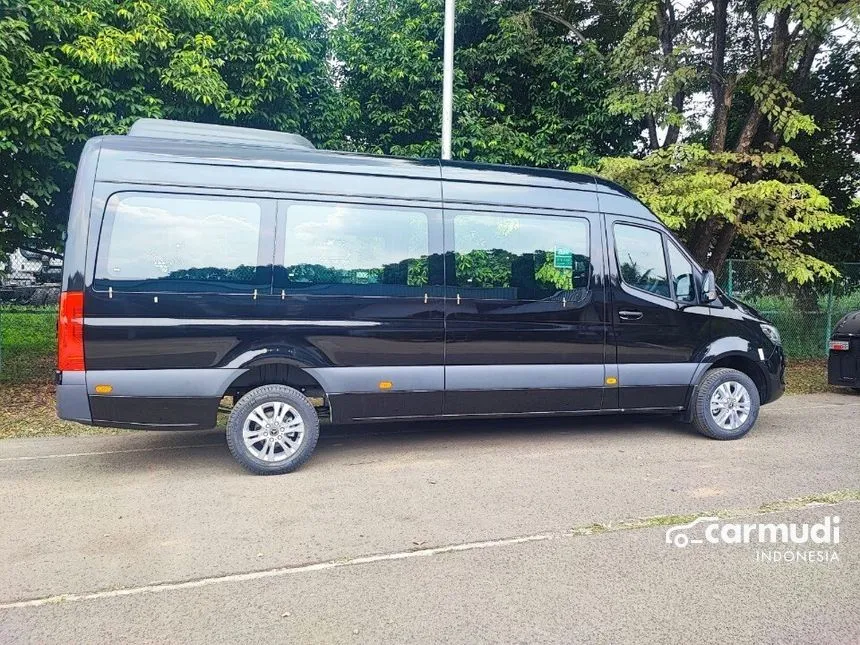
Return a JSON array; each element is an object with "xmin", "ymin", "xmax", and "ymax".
[{"xmin": 127, "ymin": 118, "xmax": 315, "ymax": 151}]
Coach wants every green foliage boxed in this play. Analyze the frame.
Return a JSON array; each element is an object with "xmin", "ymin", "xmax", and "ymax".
[
  {"xmin": 606, "ymin": 0, "xmax": 698, "ymax": 135},
  {"xmin": 0, "ymin": 310, "xmax": 56, "ymax": 383},
  {"xmin": 1, "ymin": 0, "xmax": 857, "ymax": 285},
  {"xmin": 0, "ymin": 0, "xmax": 345, "ymax": 253},
  {"xmin": 601, "ymin": 0, "xmax": 859, "ymax": 276},
  {"xmin": 792, "ymin": 42, "xmax": 860, "ymax": 262},
  {"xmin": 336, "ymin": 0, "xmax": 638, "ymax": 166},
  {"xmin": 587, "ymin": 144, "xmax": 848, "ymax": 283}
]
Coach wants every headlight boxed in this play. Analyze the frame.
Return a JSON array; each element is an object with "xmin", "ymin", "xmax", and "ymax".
[{"xmin": 760, "ymin": 323, "xmax": 781, "ymax": 346}]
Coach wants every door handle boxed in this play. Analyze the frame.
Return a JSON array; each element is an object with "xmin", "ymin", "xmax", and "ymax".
[{"xmin": 619, "ymin": 310, "xmax": 644, "ymax": 321}]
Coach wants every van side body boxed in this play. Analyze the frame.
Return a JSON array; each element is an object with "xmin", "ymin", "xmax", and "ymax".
[{"xmin": 57, "ymin": 131, "xmax": 785, "ymax": 433}]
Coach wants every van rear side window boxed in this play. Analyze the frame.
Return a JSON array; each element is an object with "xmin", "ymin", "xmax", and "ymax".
[{"xmin": 95, "ymin": 194, "xmax": 272, "ymax": 293}]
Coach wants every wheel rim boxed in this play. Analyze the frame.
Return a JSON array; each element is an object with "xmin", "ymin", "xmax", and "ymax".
[
  {"xmin": 709, "ymin": 381, "xmax": 751, "ymax": 431},
  {"xmin": 242, "ymin": 401, "xmax": 305, "ymax": 462}
]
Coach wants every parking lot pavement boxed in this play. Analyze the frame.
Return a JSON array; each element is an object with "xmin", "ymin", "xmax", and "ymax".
[{"xmin": 1, "ymin": 392, "xmax": 858, "ymax": 643}]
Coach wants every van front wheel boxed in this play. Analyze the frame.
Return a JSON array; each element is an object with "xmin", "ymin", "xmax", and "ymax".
[
  {"xmin": 226, "ymin": 385, "xmax": 320, "ymax": 475},
  {"xmin": 691, "ymin": 368, "xmax": 760, "ymax": 440}
]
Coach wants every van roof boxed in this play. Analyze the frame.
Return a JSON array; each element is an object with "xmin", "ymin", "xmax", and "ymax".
[{"xmin": 86, "ymin": 120, "xmax": 655, "ymax": 221}]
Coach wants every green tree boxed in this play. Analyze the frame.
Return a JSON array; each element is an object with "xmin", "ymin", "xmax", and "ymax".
[
  {"xmin": 336, "ymin": 0, "xmax": 638, "ymax": 166},
  {"xmin": 792, "ymin": 40, "xmax": 860, "ymax": 262},
  {"xmin": 588, "ymin": 144, "xmax": 847, "ymax": 282},
  {"xmin": 0, "ymin": 0, "xmax": 344, "ymax": 253},
  {"xmin": 586, "ymin": 0, "xmax": 859, "ymax": 281}
]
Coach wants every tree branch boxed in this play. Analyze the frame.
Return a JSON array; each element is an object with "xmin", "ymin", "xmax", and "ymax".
[{"xmin": 533, "ymin": 10, "xmax": 592, "ymax": 48}]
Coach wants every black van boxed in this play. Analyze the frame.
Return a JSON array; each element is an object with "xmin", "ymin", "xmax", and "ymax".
[{"xmin": 56, "ymin": 119, "xmax": 786, "ymax": 474}]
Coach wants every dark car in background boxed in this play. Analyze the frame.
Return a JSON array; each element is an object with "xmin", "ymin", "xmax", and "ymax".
[{"xmin": 828, "ymin": 311, "xmax": 860, "ymax": 391}]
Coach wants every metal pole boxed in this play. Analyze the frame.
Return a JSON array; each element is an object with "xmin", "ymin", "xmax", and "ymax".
[
  {"xmin": 824, "ymin": 279, "xmax": 835, "ymax": 357},
  {"xmin": 441, "ymin": 0, "xmax": 454, "ymax": 160},
  {"xmin": 727, "ymin": 258, "xmax": 733, "ymax": 296}
]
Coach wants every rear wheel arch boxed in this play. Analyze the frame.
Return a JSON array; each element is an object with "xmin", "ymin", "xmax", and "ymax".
[{"xmin": 222, "ymin": 361, "xmax": 329, "ymax": 413}]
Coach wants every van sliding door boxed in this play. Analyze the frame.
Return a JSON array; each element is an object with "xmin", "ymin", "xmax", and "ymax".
[
  {"xmin": 442, "ymin": 207, "xmax": 608, "ymax": 415},
  {"xmin": 272, "ymin": 199, "xmax": 445, "ymax": 422}
]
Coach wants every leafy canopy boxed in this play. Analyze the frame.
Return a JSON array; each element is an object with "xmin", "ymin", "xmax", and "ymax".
[
  {"xmin": 0, "ymin": 0, "xmax": 345, "ymax": 253},
  {"xmin": 577, "ymin": 144, "xmax": 848, "ymax": 283},
  {"xmin": 336, "ymin": 0, "xmax": 638, "ymax": 167}
]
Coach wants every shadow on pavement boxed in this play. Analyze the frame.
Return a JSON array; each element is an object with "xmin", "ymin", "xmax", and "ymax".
[{"xmin": 2, "ymin": 413, "xmax": 701, "ymax": 476}]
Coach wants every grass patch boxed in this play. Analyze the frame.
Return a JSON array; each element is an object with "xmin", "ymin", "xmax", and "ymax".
[
  {"xmin": 784, "ymin": 359, "xmax": 840, "ymax": 395},
  {"xmin": 758, "ymin": 490, "xmax": 860, "ymax": 513},
  {"xmin": 0, "ymin": 310, "xmax": 57, "ymax": 384},
  {"xmin": 570, "ymin": 489, "xmax": 860, "ymax": 537},
  {"xmin": 0, "ymin": 382, "xmax": 126, "ymax": 440}
]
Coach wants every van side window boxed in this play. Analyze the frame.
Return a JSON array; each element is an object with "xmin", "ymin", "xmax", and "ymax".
[
  {"xmin": 452, "ymin": 212, "xmax": 590, "ymax": 301},
  {"xmin": 667, "ymin": 241, "xmax": 696, "ymax": 302},
  {"xmin": 614, "ymin": 224, "xmax": 670, "ymax": 298},
  {"xmin": 95, "ymin": 194, "xmax": 271, "ymax": 293},
  {"xmin": 278, "ymin": 203, "xmax": 436, "ymax": 296}
]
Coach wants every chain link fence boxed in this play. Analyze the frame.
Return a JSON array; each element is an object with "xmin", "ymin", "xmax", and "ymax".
[
  {"xmin": 1, "ymin": 250, "xmax": 62, "ymax": 384},
  {"xmin": 2, "ymin": 250, "xmax": 859, "ymax": 384},
  {"xmin": 718, "ymin": 260, "xmax": 860, "ymax": 359}
]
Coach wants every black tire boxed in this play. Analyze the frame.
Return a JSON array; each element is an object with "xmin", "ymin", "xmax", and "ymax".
[
  {"xmin": 691, "ymin": 367, "xmax": 760, "ymax": 440},
  {"xmin": 226, "ymin": 384, "xmax": 320, "ymax": 475}
]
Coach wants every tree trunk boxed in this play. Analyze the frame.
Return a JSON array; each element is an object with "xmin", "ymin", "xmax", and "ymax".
[
  {"xmin": 709, "ymin": 222, "xmax": 738, "ymax": 276},
  {"xmin": 709, "ymin": 0, "xmax": 730, "ymax": 152},
  {"xmin": 734, "ymin": 8, "xmax": 791, "ymax": 153},
  {"xmin": 791, "ymin": 33, "xmax": 824, "ymax": 95},
  {"xmin": 646, "ymin": 114, "xmax": 660, "ymax": 150},
  {"xmin": 655, "ymin": 0, "xmax": 684, "ymax": 148},
  {"xmin": 688, "ymin": 218, "xmax": 720, "ymax": 265},
  {"xmin": 664, "ymin": 91, "xmax": 684, "ymax": 146}
]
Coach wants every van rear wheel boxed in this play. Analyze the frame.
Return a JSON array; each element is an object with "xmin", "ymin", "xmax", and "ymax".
[
  {"xmin": 691, "ymin": 368, "xmax": 760, "ymax": 440},
  {"xmin": 226, "ymin": 385, "xmax": 319, "ymax": 475}
]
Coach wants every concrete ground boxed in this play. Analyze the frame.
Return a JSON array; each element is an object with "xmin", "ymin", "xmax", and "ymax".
[{"xmin": 0, "ymin": 392, "xmax": 858, "ymax": 643}]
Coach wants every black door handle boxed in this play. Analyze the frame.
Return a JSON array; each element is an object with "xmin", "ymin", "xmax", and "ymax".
[{"xmin": 619, "ymin": 310, "xmax": 644, "ymax": 321}]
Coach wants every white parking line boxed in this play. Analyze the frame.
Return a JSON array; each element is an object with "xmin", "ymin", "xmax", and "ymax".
[
  {"xmin": 770, "ymin": 402, "xmax": 860, "ymax": 413},
  {"xmin": 0, "ymin": 443, "xmax": 221, "ymax": 462},
  {"xmin": 0, "ymin": 533, "xmax": 554, "ymax": 609},
  {"xmin": 3, "ymin": 495, "xmax": 855, "ymax": 610}
]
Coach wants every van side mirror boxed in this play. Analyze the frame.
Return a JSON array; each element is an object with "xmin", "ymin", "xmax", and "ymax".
[{"xmin": 701, "ymin": 270, "xmax": 717, "ymax": 303}]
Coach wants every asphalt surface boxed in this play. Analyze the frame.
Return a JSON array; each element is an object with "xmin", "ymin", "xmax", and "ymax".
[{"xmin": 0, "ymin": 392, "xmax": 858, "ymax": 643}]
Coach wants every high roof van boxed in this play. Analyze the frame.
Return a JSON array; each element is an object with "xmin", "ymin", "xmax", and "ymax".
[{"xmin": 57, "ymin": 119, "xmax": 785, "ymax": 474}]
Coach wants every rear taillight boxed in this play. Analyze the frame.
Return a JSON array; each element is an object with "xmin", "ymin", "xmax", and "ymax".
[
  {"xmin": 829, "ymin": 340, "xmax": 850, "ymax": 352},
  {"xmin": 58, "ymin": 291, "xmax": 85, "ymax": 371}
]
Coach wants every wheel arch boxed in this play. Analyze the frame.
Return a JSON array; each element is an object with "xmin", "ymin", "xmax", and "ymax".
[
  {"xmin": 702, "ymin": 353, "xmax": 768, "ymax": 402},
  {"xmin": 684, "ymin": 351, "xmax": 768, "ymax": 422},
  {"xmin": 222, "ymin": 360, "xmax": 330, "ymax": 415}
]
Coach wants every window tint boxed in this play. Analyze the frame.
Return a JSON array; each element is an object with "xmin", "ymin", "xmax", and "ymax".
[
  {"xmin": 614, "ymin": 224, "xmax": 670, "ymax": 298},
  {"xmin": 667, "ymin": 241, "xmax": 696, "ymax": 302},
  {"xmin": 95, "ymin": 194, "xmax": 269, "ymax": 293},
  {"xmin": 279, "ymin": 204, "xmax": 435, "ymax": 296},
  {"xmin": 452, "ymin": 213, "xmax": 590, "ymax": 301}
]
